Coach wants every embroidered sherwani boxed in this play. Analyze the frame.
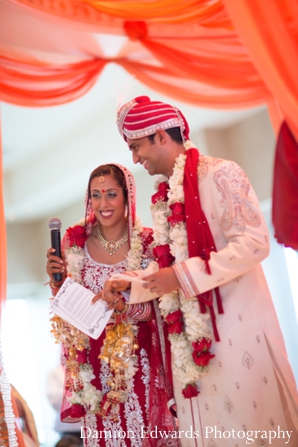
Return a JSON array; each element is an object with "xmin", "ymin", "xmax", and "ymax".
[{"xmin": 172, "ymin": 155, "xmax": 298, "ymax": 447}]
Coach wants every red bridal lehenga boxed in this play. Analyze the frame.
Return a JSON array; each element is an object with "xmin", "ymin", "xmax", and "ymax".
[{"xmin": 60, "ymin": 231, "xmax": 177, "ymax": 447}]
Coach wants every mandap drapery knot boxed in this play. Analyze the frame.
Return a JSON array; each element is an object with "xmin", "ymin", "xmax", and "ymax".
[{"xmin": 124, "ymin": 21, "xmax": 148, "ymax": 41}]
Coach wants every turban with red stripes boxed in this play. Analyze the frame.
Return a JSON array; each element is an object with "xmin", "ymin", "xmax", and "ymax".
[{"xmin": 117, "ymin": 96, "xmax": 190, "ymax": 141}]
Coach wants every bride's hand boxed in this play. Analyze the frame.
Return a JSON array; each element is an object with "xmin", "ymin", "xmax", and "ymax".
[
  {"xmin": 92, "ymin": 278, "xmax": 129, "ymax": 303},
  {"xmin": 92, "ymin": 290, "xmax": 126, "ymax": 312},
  {"xmin": 46, "ymin": 248, "xmax": 67, "ymax": 285}
]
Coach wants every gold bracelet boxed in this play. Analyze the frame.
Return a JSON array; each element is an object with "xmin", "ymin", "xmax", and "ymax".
[{"xmin": 114, "ymin": 303, "xmax": 128, "ymax": 315}]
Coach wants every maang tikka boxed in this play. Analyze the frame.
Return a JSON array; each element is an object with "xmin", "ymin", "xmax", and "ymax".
[{"xmin": 98, "ymin": 176, "xmax": 105, "ymax": 192}]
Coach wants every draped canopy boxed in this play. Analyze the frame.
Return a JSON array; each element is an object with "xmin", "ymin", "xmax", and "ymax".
[
  {"xmin": 1, "ymin": 0, "xmax": 297, "ymax": 131},
  {"xmin": 1, "ymin": 2, "xmax": 297, "ymax": 440},
  {"xmin": 1, "ymin": 0, "xmax": 298, "ymax": 300}
]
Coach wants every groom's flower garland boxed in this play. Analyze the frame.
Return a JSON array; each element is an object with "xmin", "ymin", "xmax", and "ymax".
[
  {"xmin": 50, "ymin": 216, "xmax": 144, "ymax": 417},
  {"xmin": 151, "ymin": 146, "xmax": 214, "ymax": 398}
]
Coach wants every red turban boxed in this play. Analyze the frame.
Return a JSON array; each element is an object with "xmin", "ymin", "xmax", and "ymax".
[{"xmin": 117, "ymin": 96, "xmax": 190, "ymax": 141}]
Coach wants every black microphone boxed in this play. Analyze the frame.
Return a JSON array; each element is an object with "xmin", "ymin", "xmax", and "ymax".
[{"xmin": 48, "ymin": 217, "xmax": 62, "ymax": 282}]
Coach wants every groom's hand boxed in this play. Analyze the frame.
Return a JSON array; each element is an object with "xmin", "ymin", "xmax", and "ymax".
[
  {"xmin": 92, "ymin": 279, "xmax": 130, "ymax": 304},
  {"xmin": 105, "ymin": 279, "xmax": 130, "ymax": 293},
  {"xmin": 142, "ymin": 267, "xmax": 180, "ymax": 295}
]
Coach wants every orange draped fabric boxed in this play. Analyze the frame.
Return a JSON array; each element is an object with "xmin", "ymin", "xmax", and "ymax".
[
  {"xmin": 78, "ymin": 0, "xmax": 227, "ymax": 24},
  {"xmin": 0, "ymin": 55, "xmax": 106, "ymax": 107},
  {"xmin": 0, "ymin": 0, "xmax": 269, "ymax": 109},
  {"xmin": 1, "ymin": 0, "xmax": 297, "ymax": 133},
  {"xmin": 224, "ymin": 0, "xmax": 298, "ymax": 139},
  {"xmin": 0, "ymin": 1, "xmax": 296, "ymax": 439}
]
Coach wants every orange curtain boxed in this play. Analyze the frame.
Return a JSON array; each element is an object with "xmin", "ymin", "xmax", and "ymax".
[
  {"xmin": 3, "ymin": 0, "xmax": 297, "ymax": 124},
  {"xmin": 0, "ymin": 0, "xmax": 271, "ymax": 109},
  {"xmin": 6, "ymin": 0, "xmax": 230, "ymax": 31},
  {"xmin": 76, "ymin": 0, "xmax": 227, "ymax": 24},
  {"xmin": 224, "ymin": 0, "xmax": 298, "ymax": 139},
  {"xmin": 0, "ymin": 55, "xmax": 106, "ymax": 107}
]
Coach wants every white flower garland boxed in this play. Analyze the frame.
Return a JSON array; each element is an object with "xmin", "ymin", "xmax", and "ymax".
[
  {"xmin": 151, "ymin": 148, "xmax": 213, "ymax": 385},
  {"xmin": 62, "ymin": 216, "xmax": 144, "ymax": 412},
  {"xmin": 67, "ymin": 364, "xmax": 102, "ymax": 412}
]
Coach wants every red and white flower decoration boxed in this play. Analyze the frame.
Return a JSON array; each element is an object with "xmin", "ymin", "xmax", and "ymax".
[{"xmin": 151, "ymin": 144, "xmax": 214, "ymax": 397}]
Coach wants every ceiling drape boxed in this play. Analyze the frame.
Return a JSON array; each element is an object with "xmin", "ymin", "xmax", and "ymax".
[
  {"xmin": 0, "ymin": 55, "xmax": 107, "ymax": 106},
  {"xmin": 1, "ymin": 0, "xmax": 297, "ymax": 434},
  {"xmin": 224, "ymin": 0, "xmax": 298, "ymax": 140},
  {"xmin": 1, "ymin": 0, "xmax": 297, "ymax": 134},
  {"xmin": 0, "ymin": 2, "xmax": 296, "ymax": 442},
  {"xmin": 0, "ymin": 0, "xmax": 273, "ymax": 111}
]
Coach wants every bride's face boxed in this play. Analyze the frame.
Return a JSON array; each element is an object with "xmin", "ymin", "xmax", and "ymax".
[{"xmin": 90, "ymin": 175, "xmax": 126, "ymax": 229}]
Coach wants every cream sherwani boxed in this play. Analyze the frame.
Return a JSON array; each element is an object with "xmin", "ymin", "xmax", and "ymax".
[{"xmin": 172, "ymin": 155, "xmax": 298, "ymax": 447}]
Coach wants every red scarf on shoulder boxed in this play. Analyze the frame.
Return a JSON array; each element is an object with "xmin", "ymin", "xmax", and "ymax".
[{"xmin": 183, "ymin": 149, "xmax": 224, "ymax": 341}]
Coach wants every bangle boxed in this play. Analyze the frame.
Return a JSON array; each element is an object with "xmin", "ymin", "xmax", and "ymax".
[{"xmin": 114, "ymin": 304, "xmax": 128, "ymax": 315}]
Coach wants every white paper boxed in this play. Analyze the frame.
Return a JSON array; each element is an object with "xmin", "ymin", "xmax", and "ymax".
[
  {"xmin": 110, "ymin": 262, "xmax": 160, "ymax": 304},
  {"xmin": 50, "ymin": 277, "xmax": 113, "ymax": 340}
]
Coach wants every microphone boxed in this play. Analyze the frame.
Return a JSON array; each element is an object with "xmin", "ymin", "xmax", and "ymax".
[{"xmin": 48, "ymin": 217, "xmax": 62, "ymax": 282}]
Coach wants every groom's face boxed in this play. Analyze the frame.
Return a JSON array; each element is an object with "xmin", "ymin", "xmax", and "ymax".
[{"xmin": 127, "ymin": 135, "xmax": 163, "ymax": 176}]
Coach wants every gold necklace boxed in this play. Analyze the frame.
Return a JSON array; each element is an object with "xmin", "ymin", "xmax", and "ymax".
[{"xmin": 97, "ymin": 226, "xmax": 128, "ymax": 255}]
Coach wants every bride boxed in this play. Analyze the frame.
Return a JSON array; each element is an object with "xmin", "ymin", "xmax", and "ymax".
[{"xmin": 46, "ymin": 163, "xmax": 177, "ymax": 447}]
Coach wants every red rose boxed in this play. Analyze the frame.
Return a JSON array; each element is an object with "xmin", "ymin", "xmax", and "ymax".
[
  {"xmin": 168, "ymin": 202, "xmax": 185, "ymax": 226},
  {"xmin": 165, "ymin": 309, "xmax": 183, "ymax": 325},
  {"xmin": 192, "ymin": 351, "xmax": 215, "ymax": 367},
  {"xmin": 168, "ymin": 320, "xmax": 184, "ymax": 334},
  {"xmin": 151, "ymin": 182, "xmax": 168, "ymax": 204},
  {"xmin": 167, "ymin": 214, "xmax": 185, "ymax": 226},
  {"xmin": 170, "ymin": 202, "xmax": 185, "ymax": 215},
  {"xmin": 192, "ymin": 338, "xmax": 212, "ymax": 353},
  {"xmin": 153, "ymin": 244, "xmax": 174, "ymax": 268},
  {"xmin": 70, "ymin": 403, "xmax": 86, "ymax": 418},
  {"xmin": 66, "ymin": 225, "xmax": 87, "ymax": 248},
  {"xmin": 182, "ymin": 383, "xmax": 200, "ymax": 399}
]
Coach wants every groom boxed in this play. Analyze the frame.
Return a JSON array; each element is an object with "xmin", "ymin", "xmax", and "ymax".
[{"xmin": 104, "ymin": 96, "xmax": 298, "ymax": 446}]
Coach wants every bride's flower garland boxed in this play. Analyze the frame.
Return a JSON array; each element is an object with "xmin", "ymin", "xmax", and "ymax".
[
  {"xmin": 50, "ymin": 216, "xmax": 144, "ymax": 417},
  {"xmin": 151, "ymin": 145, "xmax": 214, "ymax": 398}
]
